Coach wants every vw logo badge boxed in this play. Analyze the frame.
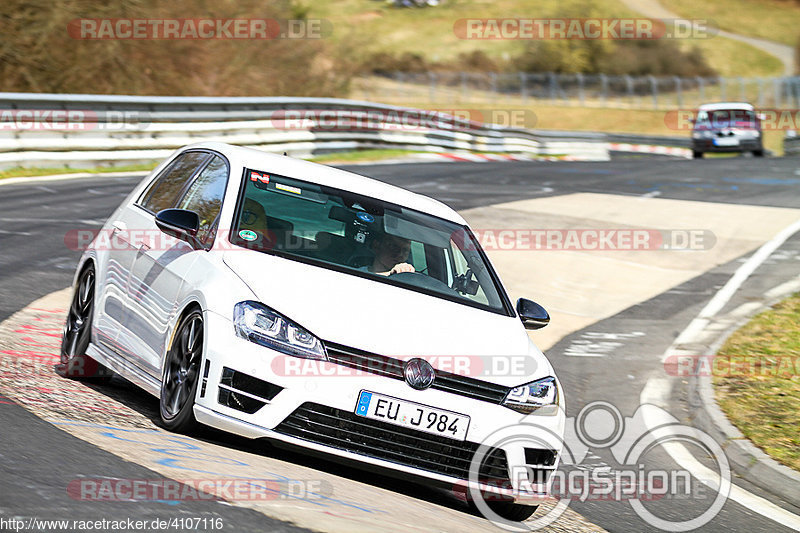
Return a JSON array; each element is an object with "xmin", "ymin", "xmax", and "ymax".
[{"xmin": 404, "ymin": 358, "xmax": 435, "ymax": 390}]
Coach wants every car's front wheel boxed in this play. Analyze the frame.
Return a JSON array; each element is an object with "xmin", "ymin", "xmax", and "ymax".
[
  {"xmin": 692, "ymin": 151, "xmax": 703, "ymax": 159},
  {"xmin": 160, "ymin": 309, "xmax": 203, "ymax": 432},
  {"xmin": 57, "ymin": 264, "xmax": 110, "ymax": 382},
  {"xmin": 753, "ymin": 149, "xmax": 765, "ymax": 157}
]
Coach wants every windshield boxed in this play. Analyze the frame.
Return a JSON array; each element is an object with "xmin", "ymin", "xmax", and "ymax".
[
  {"xmin": 695, "ymin": 109, "xmax": 759, "ymax": 129},
  {"xmin": 230, "ymin": 169, "xmax": 509, "ymax": 314}
]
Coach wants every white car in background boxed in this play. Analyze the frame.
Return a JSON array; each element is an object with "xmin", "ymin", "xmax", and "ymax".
[
  {"xmin": 59, "ymin": 142, "xmax": 565, "ymax": 522},
  {"xmin": 691, "ymin": 102, "xmax": 764, "ymax": 158}
]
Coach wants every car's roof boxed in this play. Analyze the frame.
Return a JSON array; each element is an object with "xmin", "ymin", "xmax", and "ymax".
[
  {"xmin": 185, "ymin": 141, "xmax": 466, "ymax": 225},
  {"xmin": 697, "ymin": 102, "xmax": 754, "ymax": 111}
]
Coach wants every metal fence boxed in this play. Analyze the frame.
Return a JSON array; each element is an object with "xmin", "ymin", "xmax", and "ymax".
[{"xmin": 354, "ymin": 72, "xmax": 800, "ymax": 110}]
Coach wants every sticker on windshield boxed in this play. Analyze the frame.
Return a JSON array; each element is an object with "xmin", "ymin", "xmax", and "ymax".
[
  {"xmin": 275, "ymin": 183, "xmax": 301, "ymax": 195},
  {"xmin": 356, "ymin": 212, "xmax": 375, "ymax": 223},
  {"xmin": 238, "ymin": 230, "xmax": 258, "ymax": 241},
  {"xmin": 250, "ymin": 171, "xmax": 269, "ymax": 184}
]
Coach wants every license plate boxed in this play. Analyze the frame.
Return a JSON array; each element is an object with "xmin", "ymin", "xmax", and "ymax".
[
  {"xmin": 713, "ymin": 137, "xmax": 739, "ymax": 146},
  {"xmin": 355, "ymin": 390, "xmax": 470, "ymax": 441}
]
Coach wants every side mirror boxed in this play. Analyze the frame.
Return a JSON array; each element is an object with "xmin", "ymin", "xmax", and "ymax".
[
  {"xmin": 516, "ymin": 298, "xmax": 549, "ymax": 330},
  {"xmin": 155, "ymin": 208, "xmax": 200, "ymax": 247}
]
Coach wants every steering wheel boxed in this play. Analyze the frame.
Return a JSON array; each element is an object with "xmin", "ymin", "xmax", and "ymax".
[{"xmin": 388, "ymin": 271, "xmax": 457, "ymax": 294}]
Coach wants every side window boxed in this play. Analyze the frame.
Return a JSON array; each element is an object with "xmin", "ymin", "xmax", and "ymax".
[
  {"xmin": 176, "ymin": 155, "xmax": 229, "ymax": 245},
  {"xmin": 139, "ymin": 151, "xmax": 211, "ymax": 213}
]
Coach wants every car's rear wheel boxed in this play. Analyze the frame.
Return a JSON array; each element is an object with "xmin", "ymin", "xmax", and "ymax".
[
  {"xmin": 753, "ymin": 149, "xmax": 764, "ymax": 157},
  {"xmin": 692, "ymin": 151, "xmax": 703, "ymax": 159},
  {"xmin": 57, "ymin": 264, "xmax": 110, "ymax": 382},
  {"xmin": 160, "ymin": 309, "xmax": 203, "ymax": 433}
]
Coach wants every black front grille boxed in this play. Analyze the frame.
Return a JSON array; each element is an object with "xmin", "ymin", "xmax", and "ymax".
[
  {"xmin": 274, "ymin": 402, "xmax": 510, "ymax": 483},
  {"xmin": 324, "ymin": 342, "xmax": 511, "ymax": 405}
]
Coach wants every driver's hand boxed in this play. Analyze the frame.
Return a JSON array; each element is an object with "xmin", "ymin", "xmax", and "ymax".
[{"xmin": 389, "ymin": 263, "xmax": 415, "ymax": 275}]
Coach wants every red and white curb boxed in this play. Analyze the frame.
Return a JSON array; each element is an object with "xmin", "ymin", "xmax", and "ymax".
[{"xmin": 609, "ymin": 143, "xmax": 692, "ymax": 159}]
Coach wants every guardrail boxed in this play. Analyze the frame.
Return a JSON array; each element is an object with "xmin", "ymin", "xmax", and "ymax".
[
  {"xmin": 0, "ymin": 93, "xmax": 692, "ymax": 169},
  {"xmin": 784, "ymin": 131, "xmax": 800, "ymax": 156}
]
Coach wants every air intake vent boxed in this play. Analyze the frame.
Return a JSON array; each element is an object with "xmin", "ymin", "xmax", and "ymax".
[{"xmin": 218, "ymin": 367, "xmax": 283, "ymax": 414}]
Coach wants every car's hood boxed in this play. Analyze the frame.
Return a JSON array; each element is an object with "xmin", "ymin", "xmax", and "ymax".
[{"xmin": 222, "ymin": 250, "xmax": 552, "ymax": 386}]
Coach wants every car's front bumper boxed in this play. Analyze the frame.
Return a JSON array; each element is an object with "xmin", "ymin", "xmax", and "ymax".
[
  {"xmin": 691, "ymin": 137, "xmax": 762, "ymax": 153},
  {"xmin": 195, "ymin": 310, "xmax": 566, "ymax": 503}
]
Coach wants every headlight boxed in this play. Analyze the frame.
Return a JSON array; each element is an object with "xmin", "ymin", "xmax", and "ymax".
[
  {"xmin": 503, "ymin": 376, "xmax": 558, "ymax": 414},
  {"xmin": 234, "ymin": 301, "xmax": 327, "ymax": 360}
]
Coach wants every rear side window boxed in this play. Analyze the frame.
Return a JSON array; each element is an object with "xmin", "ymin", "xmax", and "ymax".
[
  {"xmin": 176, "ymin": 155, "xmax": 229, "ymax": 246},
  {"xmin": 140, "ymin": 151, "xmax": 211, "ymax": 213}
]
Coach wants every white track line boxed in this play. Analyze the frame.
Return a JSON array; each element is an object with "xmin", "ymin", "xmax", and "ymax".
[{"xmin": 642, "ymin": 217, "xmax": 800, "ymax": 529}]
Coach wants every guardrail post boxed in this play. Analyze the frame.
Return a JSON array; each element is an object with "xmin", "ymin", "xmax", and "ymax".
[
  {"xmin": 600, "ymin": 74, "xmax": 609, "ymax": 107},
  {"xmin": 757, "ymin": 78, "xmax": 765, "ymax": 107},
  {"xmin": 548, "ymin": 72, "xmax": 557, "ymax": 103},
  {"xmin": 674, "ymin": 76, "xmax": 682, "ymax": 107},
  {"xmin": 519, "ymin": 72, "xmax": 527, "ymax": 103},
  {"xmin": 460, "ymin": 71, "xmax": 467, "ymax": 103},
  {"xmin": 738, "ymin": 76, "xmax": 745, "ymax": 102},
  {"xmin": 696, "ymin": 76, "xmax": 705, "ymax": 106},
  {"xmin": 774, "ymin": 78, "xmax": 782, "ymax": 108},
  {"xmin": 719, "ymin": 76, "xmax": 726, "ymax": 101},
  {"xmin": 490, "ymin": 72, "xmax": 498, "ymax": 99},
  {"xmin": 428, "ymin": 72, "xmax": 437, "ymax": 103},
  {"xmin": 648, "ymin": 75, "xmax": 657, "ymax": 109}
]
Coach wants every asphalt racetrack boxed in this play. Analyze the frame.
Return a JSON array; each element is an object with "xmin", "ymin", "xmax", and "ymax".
[{"xmin": 1, "ymin": 155, "xmax": 800, "ymax": 532}]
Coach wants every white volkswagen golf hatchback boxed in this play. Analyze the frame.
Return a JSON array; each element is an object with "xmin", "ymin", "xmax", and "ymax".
[{"xmin": 60, "ymin": 142, "xmax": 565, "ymax": 522}]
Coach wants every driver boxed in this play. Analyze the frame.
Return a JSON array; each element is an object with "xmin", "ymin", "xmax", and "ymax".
[{"xmin": 362, "ymin": 234, "xmax": 415, "ymax": 276}]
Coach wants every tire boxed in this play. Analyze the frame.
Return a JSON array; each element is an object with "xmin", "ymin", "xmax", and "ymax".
[
  {"xmin": 57, "ymin": 264, "xmax": 111, "ymax": 383},
  {"xmin": 486, "ymin": 501, "xmax": 538, "ymax": 522},
  {"xmin": 159, "ymin": 309, "xmax": 203, "ymax": 433},
  {"xmin": 692, "ymin": 151, "xmax": 703, "ymax": 159},
  {"xmin": 753, "ymin": 149, "xmax": 765, "ymax": 157}
]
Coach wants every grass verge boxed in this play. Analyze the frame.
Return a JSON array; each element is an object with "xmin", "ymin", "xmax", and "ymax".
[
  {"xmin": 714, "ymin": 293, "xmax": 800, "ymax": 471},
  {"xmin": 307, "ymin": 149, "xmax": 429, "ymax": 164},
  {"xmin": 661, "ymin": 0, "xmax": 800, "ymax": 48},
  {"xmin": 0, "ymin": 162, "xmax": 159, "ymax": 181},
  {"xmin": 309, "ymin": 0, "xmax": 783, "ymax": 77}
]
